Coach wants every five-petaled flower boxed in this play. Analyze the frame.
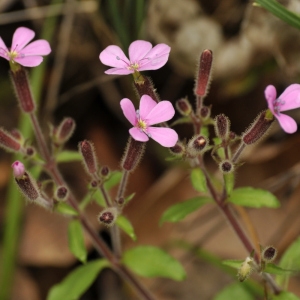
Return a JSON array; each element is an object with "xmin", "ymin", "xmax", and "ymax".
[
  {"xmin": 120, "ymin": 95, "xmax": 178, "ymax": 147},
  {"xmin": 99, "ymin": 40, "xmax": 170, "ymax": 75},
  {"xmin": 265, "ymin": 84, "xmax": 300, "ymax": 134},
  {"xmin": 0, "ymin": 27, "xmax": 51, "ymax": 67}
]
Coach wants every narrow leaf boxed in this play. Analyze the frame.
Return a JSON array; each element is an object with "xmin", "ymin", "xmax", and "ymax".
[
  {"xmin": 55, "ymin": 202, "xmax": 78, "ymax": 216},
  {"xmin": 47, "ymin": 259, "xmax": 109, "ymax": 300},
  {"xmin": 160, "ymin": 196, "xmax": 213, "ymax": 225},
  {"xmin": 222, "ymin": 259, "xmax": 244, "ymax": 269},
  {"xmin": 190, "ymin": 168, "xmax": 207, "ymax": 192},
  {"xmin": 56, "ymin": 151, "xmax": 82, "ymax": 163},
  {"xmin": 122, "ymin": 246, "xmax": 186, "ymax": 281},
  {"xmin": 264, "ymin": 263, "xmax": 297, "ymax": 276},
  {"xmin": 228, "ymin": 187, "xmax": 280, "ymax": 208},
  {"xmin": 116, "ymin": 215, "xmax": 137, "ymax": 241},
  {"xmin": 68, "ymin": 220, "xmax": 87, "ymax": 263},
  {"xmin": 213, "ymin": 282, "xmax": 255, "ymax": 300}
]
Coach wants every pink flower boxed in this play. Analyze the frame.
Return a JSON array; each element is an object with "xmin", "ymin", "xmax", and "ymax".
[
  {"xmin": 265, "ymin": 84, "xmax": 300, "ymax": 134},
  {"xmin": 11, "ymin": 160, "xmax": 25, "ymax": 178},
  {"xmin": 120, "ymin": 95, "xmax": 178, "ymax": 147},
  {"xmin": 0, "ymin": 27, "xmax": 51, "ymax": 67},
  {"xmin": 99, "ymin": 40, "xmax": 170, "ymax": 75}
]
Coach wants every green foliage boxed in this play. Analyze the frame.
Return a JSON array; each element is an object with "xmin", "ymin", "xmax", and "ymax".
[
  {"xmin": 56, "ymin": 151, "xmax": 82, "ymax": 163},
  {"xmin": 277, "ymin": 237, "xmax": 300, "ymax": 287},
  {"xmin": 255, "ymin": 0, "xmax": 300, "ymax": 30},
  {"xmin": 264, "ymin": 264, "xmax": 296, "ymax": 276},
  {"xmin": 190, "ymin": 168, "xmax": 207, "ymax": 192},
  {"xmin": 47, "ymin": 259, "xmax": 109, "ymax": 300},
  {"xmin": 116, "ymin": 215, "xmax": 136, "ymax": 241},
  {"xmin": 222, "ymin": 259, "xmax": 244, "ymax": 269},
  {"xmin": 68, "ymin": 220, "xmax": 87, "ymax": 263},
  {"xmin": 122, "ymin": 246, "xmax": 186, "ymax": 281},
  {"xmin": 272, "ymin": 291, "xmax": 300, "ymax": 300},
  {"xmin": 160, "ymin": 196, "xmax": 213, "ymax": 225},
  {"xmin": 104, "ymin": 171, "xmax": 122, "ymax": 190},
  {"xmin": 213, "ymin": 282, "xmax": 255, "ymax": 300},
  {"xmin": 55, "ymin": 202, "xmax": 79, "ymax": 216},
  {"xmin": 228, "ymin": 187, "xmax": 280, "ymax": 208},
  {"xmin": 224, "ymin": 172, "xmax": 234, "ymax": 196}
]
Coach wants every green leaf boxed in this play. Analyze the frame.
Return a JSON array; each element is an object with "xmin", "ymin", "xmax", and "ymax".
[
  {"xmin": 116, "ymin": 215, "xmax": 136, "ymax": 241},
  {"xmin": 170, "ymin": 116, "xmax": 192, "ymax": 126},
  {"xmin": 255, "ymin": 0, "xmax": 300, "ymax": 31},
  {"xmin": 160, "ymin": 196, "xmax": 213, "ymax": 225},
  {"xmin": 47, "ymin": 259, "xmax": 109, "ymax": 300},
  {"xmin": 54, "ymin": 202, "xmax": 78, "ymax": 216},
  {"xmin": 272, "ymin": 291, "xmax": 300, "ymax": 300},
  {"xmin": 228, "ymin": 187, "xmax": 280, "ymax": 208},
  {"xmin": 213, "ymin": 282, "xmax": 255, "ymax": 300},
  {"xmin": 56, "ymin": 151, "xmax": 82, "ymax": 163},
  {"xmin": 277, "ymin": 237, "xmax": 300, "ymax": 287},
  {"xmin": 68, "ymin": 220, "xmax": 87, "ymax": 263},
  {"xmin": 104, "ymin": 171, "xmax": 122, "ymax": 190},
  {"xmin": 125, "ymin": 193, "xmax": 135, "ymax": 204},
  {"xmin": 264, "ymin": 263, "xmax": 297, "ymax": 276},
  {"xmin": 122, "ymin": 246, "xmax": 186, "ymax": 281},
  {"xmin": 190, "ymin": 168, "xmax": 207, "ymax": 192},
  {"xmin": 224, "ymin": 172, "xmax": 235, "ymax": 196},
  {"xmin": 93, "ymin": 189, "xmax": 106, "ymax": 207},
  {"xmin": 222, "ymin": 259, "xmax": 244, "ymax": 269}
]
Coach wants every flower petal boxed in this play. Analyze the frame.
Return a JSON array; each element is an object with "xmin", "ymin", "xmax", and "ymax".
[
  {"xmin": 129, "ymin": 127, "xmax": 149, "ymax": 142},
  {"xmin": 21, "ymin": 40, "xmax": 51, "ymax": 56},
  {"xmin": 14, "ymin": 56, "xmax": 43, "ymax": 67},
  {"xmin": 264, "ymin": 85, "xmax": 277, "ymax": 113},
  {"xmin": 138, "ymin": 44, "xmax": 171, "ymax": 71},
  {"xmin": 278, "ymin": 84, "xmax": 300, "ymax": 111},
  {"xmin": 120, "ymin": 98, "xmax": 137, "ymax": 126},
  {"xmin": 99, "ymin": 45, "xmax": 130, "ymax": 68},
  {"xmin": 12, "ymin": 27, "xmax": 35, "ymax": 51},
  {"xmin": 145, "ymin": 101, "xmax": 175, "ymax": 125},
  {"xmin": 104, "ymin": 67, "xmax": 133, "ymax": 75},
  {"xmin": 0, "ymin": 37, "xmax": 8, "ymax": 59},
  {"xmin": 139, "ymin": 95, "xmax": 157, "ymax": 120},
  {"xmin": 147, "ymin": 127, "xmax": 178, "ymax": 147},
  {"xmin": 276, "ymin": 113, "xmax": 297, "ymax": 134},
  {"xmin": 128, "ymin": 40, "xmax": 152, "ymax": 63}
]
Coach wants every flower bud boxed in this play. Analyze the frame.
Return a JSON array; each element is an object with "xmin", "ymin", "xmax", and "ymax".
[
  {"xmin": 53, "ymin": 117, "xmax": 76, "ymax": 145},
  {"xmin": 100, "ymin": 165, "xmax": 109, "ymax": 177},
  {"xmin": 56, "ymin": 186, "xmax": 68, "ymax": 201},
  {"xmin": 91, "ymin": 180, "xmax": 98, "ymax": 188},
  {"xmin": 200, "ymin": 106, "xmax": 211, "ymax": 119},
  {"xmin": 187, "ymin": 135, "xmax": 208, "ymax": 157},
  {"xmin": 238, "ymin": 256, "xmax": 254, "ymax": 282},
  {"xmin": 26, "ymin": 146, "xmax": 35, "ymax": 156},
  {"xmin": 229, "ymin": 131, "xmax": 236, "ymax": 140},
  {"xmin": 0, "ymin": 127, "xmax": 21, "ymax": 153},
  {"xmin": 12, "ymin": 161, "xmax": 40, "ymax": 201},
  {"xmin": 261, "ymin": 246, "xmax": 277, "ymax": 262},
  {"xmin": 116, "ymin": 197, "xmax": 125, "ymax": 206},
  {"xmin": 215, "ymin": 114, "xmax": 230, "ymax": 140},
  {"xmin": 242, "ymin": 110, "xmax": 274, "ymax": 145},
  {"xmin": 79, "ymin": 140, "xmax": 98, "ymax": 175},
  {"xmin": 121, "ymin": 137, "xmax": 145, "ymax": 172},
  {"xmin": 10, "ymin": 67, "xmax": 36, "ymax": 113},
  {"xmin": 219, "ymin": 160, "xmax": 234, "ymax": 173},
  {"xmin": 195, "ymin": 49, "xmax": 213, "ymax": 97},
  {"xmin": 169, "ymin": 142, "xmax": 185, "ymax": 157},
  {"xmin": 176, "ymin": 98, "xmax": 192, "ymax": 116},
  {"xmin": 98, "ymin": 207, "xmax": 118, "ymax": 227}
]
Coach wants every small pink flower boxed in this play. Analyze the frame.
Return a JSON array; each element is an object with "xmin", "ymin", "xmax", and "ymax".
[
  {"xmin": 0, "ymin": 27, "xmax": 51, "ymax": 67},
  {"xmin": 11, "ymin": 160, "xmax": 25, "ymax": 178},
  {"xmin": 99, "ymin": 40, "xmax": 170, "ymax": 75},
  {"xmin": 265, "ymin": 84, "xmax": 300, "ymax": 134},
  {"xmin": 120, "ymin": 95, "xmax": 178, "ymax": 147}
]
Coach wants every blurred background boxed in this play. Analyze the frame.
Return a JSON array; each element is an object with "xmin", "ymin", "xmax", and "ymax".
[{"xmin": 1, "ymin": 0, "xmax": 300, "ymax": 299}]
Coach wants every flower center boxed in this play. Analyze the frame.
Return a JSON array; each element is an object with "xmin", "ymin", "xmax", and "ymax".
[
  {"xmin": 137, "ymin": 119, "xmax": 147, "ymax": 130},
  {"xmin": 273, "ymin": 98, "xmax": 285, "ymax": 115},
  {"xmin": 128, "ymin": 62, "xmax": 139, "ymax": 71}
]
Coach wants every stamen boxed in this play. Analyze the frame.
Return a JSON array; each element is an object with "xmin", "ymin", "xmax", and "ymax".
[{"xmin": 273, "ymin": 98, "xmax": 285, "ymax": 115}]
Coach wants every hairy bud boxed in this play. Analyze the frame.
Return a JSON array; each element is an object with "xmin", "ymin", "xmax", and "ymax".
[
  {"xmin": 187, "ymin": 135, "xmax": 208, "ymax": 157},
  {"xmin": 53, "ymin": 117, "xmax": 76, "ymax": 145},
  {"xmin": 79, "ymin": 140, "xmax": 98, "ymax": 175},
  {"xmin": 262, "ymin": 246, "xmax": 277, "ymax": 262},
  {"xmin": 98, "ymin": 207, "xmax": 118, "ymax": 227},
  {"xmin": 0, "ymin": 127, "xmax": 21, "ymax": 153},
  {"xmin": 169, "ymin": 142, "xmax": 185, "ymax": 157},
  {"xmin": 100, "ymin": 165, "xmax": 110, "ymax": 177},
  {"xmin": 215, "ymin": 114, "xmax": 230, "ymax": 140},
  {"xmin": 56, "ymin": 186, "xmax": 68, "ymax": 201},
  {"xmin": 200, "ymin": 106, "xmax": 211, "ymax": 119},
  {"xmin": 176, "ymin": 98, "xmax": 192, "ymax": 116},
  {"xmin": 238, "ymin": 256, "xmax": 254, "ymax": 282},
  {"xmin": 219, "ymin": 160, "xmax": 234, "ymax": 173}
]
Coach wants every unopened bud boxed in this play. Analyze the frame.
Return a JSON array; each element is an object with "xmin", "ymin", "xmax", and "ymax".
[
  {"xmin": 98, "ymin": 207, "xmax": 118, "ymax": 227},
  {"xmin": 12, "ymin": 162, "xmax": 40, "ymax": 201},
  {"xmin": 169, "ymin": 142, "xmax": 185, "ymax": 157},
  {"xmin": 10, "ymin": 129, "xmax": 23, "ymax": 141},
  {"xmin": 91, "ymin": 180, "xmax": 98, "ymax": 188},
  {"xmin": 219, "ymin": 160, "xmax": 234, "ymax": 173},
  {"xmin": 200, "ymin": 106, "xmax": 211, "ymax": 119},
  {"xmin": 56, "ymin": 186, "xmax": 68, "ymax": 201},
  {"xmin": 116, "ymin": 197, "xmax": 125, "ymax": 206},
  {"xmin": 195, "ymin": 49, "xmax": 213, "ymax": 97},
  {"xmin": 10, "ymin": 67, "xmax": 36, "ymax": 113},
  {"xmin": 262, "ymin": 246, "xmax": 277, "ymax": 262},
  {"xmin": 242, "ymin": 110, "xmax": 274, "ymax": 145},
  {"xmin": 187, "ymin": 135, "xmax": 208, "ymax": 156},
  {"xmin": 79, "ymin": 140, "xmax": 98, "ymax": 174},
  {"xmin": 229, "ymin": 131, "xmax": 236, "ymax": 140},
  {"xmin": 238, "ymin": 256, "xmax": 254, "ymax": 282},
  {"xmin": 0, "ymin": 127, "xmax": 21, "ymax": 152},
  {"xmin": 53, "ymin": 117, "xmax": 76, "ymax": 145},
  {"xmin": 100, "ymin": 165, "xmax": 109, "ymax": 177},
  {"xmin": 121, "ymin": 137, "xmax": 145, "ymax": 172},
  {"xmin": 215, "ymin": 114, "xmax": 230, "ymax": 140},
  {"xmin": 26, "ymin": 147, "xmax": 35, "ymax": 156},
  {"xmin": 176, "ymin": 98, "xmax": 192, "ymax": 116}
]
